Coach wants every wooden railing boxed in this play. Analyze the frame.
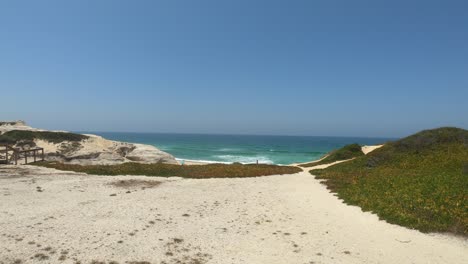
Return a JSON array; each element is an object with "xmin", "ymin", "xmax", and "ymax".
[
  {"xmin": 0, "ymin": 144, "xmax": 16, "ymax": 164},
  {"xmin": 0, "ymin": 144, "xmax": 45, "ymax": 165}
]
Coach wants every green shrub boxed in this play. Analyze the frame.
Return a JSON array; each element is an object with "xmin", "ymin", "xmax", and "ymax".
[
  {"xmin": 0, "ymin": 130, "xmax": 88, "ymax": 144},
  {"xmin": 0, "ymin": 122, "xmax": 18, "ymax": 126}
]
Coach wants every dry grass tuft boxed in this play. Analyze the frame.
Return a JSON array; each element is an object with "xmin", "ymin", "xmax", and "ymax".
[
  {"xmin": 33, "ymin": 253, "xmax": 49, "ymax": 260},
  {"xmin": 108, "ymin": 179, "xmax": 162, "ymax": 189},
  {"xmin": 90, "ymin": 261, "xmax": 105, "ymax": 264}
]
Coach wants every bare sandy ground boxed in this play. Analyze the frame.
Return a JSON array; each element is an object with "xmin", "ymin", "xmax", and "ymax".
[
  {"xmin": 0, "ymin": 165, "xmax": 466, "ymax": 264},
  {"xmin": 361, "ymin": 145, "xmax": 384, "ymax": 155}
]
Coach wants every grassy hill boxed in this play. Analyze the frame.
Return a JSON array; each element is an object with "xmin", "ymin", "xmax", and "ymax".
[
  {"xmin": 310, "ymin": 127, "xmax": 468, "ymax": 236},
  {"xmin": 300, "ymin": 143, "xmax": 364, "ymax": 167},
  {"xmin": 0, "ymin": 130, "xmax": 88, "ymax": 144}
]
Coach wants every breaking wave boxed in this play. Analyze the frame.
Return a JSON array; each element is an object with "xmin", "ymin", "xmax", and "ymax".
[{"xmin": 215, "ymin": 155, "xmax": 274, "ymax": 164}]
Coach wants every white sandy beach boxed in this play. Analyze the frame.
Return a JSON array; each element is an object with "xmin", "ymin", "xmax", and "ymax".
[
  {"xmin": 2, "ymin": 1, "xmax": 466, "ymax": 262},
  {"xmin": 0, "ymin": 164, "xmax": 466, "ymax": 264}
]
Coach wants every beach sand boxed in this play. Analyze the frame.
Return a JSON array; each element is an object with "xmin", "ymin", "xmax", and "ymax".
[{"xmin": 0, "ymin": 165, "xmax": 466, "ymax": 264}]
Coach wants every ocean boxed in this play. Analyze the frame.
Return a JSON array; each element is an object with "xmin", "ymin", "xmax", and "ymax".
[{"xmin": 88, "ymin": 132, "xmax": 393, "ymax": 165}]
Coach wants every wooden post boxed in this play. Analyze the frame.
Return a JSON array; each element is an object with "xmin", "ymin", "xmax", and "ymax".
[
  {"xmin": 41, "ymin": 149, "xmax": 44, "ymax": 161},
  {"xmin": 25, "ymin": 151, "xmax": 27, "ymax": 164},
  {"xmin": 5, "ymin": 146, "xmax": 8, "ymax": 164},
  {"xmin": 34, "ymin": 150, "xmax": 37, "ymax": 162}
]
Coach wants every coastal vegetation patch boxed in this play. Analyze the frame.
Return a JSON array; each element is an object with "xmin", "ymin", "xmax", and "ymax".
[
  {"xmin": 0, "ymin": 130, "xmax": 89, "ymax": 144},
  {"xmin": 310, "ymin": 127, "xmax": 468, "ymax": 236},
  {"xmin": 34, "ymin": 162, "xmax": 302, "ymax": 178},
  {"xmin": 300, "ymin": 143, "xmax": 364, "ymax": 167},
  {"xmin": 0, "ymin": 121, "xmax": 21, "ymax": 126}
]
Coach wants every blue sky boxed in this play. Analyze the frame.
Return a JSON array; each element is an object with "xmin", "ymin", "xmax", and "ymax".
[{"xmin": 1, "ymin": 0, "xmax": 467, "ymax": 137}]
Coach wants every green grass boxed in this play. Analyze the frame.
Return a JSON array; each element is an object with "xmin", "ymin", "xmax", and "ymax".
[
  {"xmin": 0, "ymin": 130, "xmax": 89, "ymax": 144},
  {"xmin": 310, "ymin": 127, "xmax": 468, "ymax": 236},
  {"xmin": 34, "ymin": 162, "xmax": 302, "ymax": 179},
  {"xmin": 300, "ymin": 143, "xmax": 365, "ymax": 167}
]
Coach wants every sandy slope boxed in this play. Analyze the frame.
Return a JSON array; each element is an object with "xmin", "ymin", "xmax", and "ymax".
[
  {"xmin": 0, "ymin": 165, "xmax": 466, "ymax": 264},
  {"xmin": 361, "ymin": 145, "xmax": 384, "ymax": 155}
]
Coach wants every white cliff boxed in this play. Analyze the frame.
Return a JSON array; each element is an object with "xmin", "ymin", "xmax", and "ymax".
[{"xmin": 0, "ymin": 121, "xmax": 178, "ymax": 165}]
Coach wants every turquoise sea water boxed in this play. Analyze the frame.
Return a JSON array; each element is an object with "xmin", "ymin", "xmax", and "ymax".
[{"xmin": 91, "ymin": 132, "xmax": 393, "ymax": 165}]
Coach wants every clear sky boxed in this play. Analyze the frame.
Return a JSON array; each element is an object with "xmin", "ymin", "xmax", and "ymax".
[{"xmin": 1, "ymin": 0, "xmax": 467, "ymax": 137}]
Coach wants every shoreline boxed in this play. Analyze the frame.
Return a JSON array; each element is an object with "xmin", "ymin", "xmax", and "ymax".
[
  {"xmin": 176, "ymin": 158, "xmax": 281, "ymax": 166},
  {"xmin": 174, "ymin": 145, "xmax": 384, "ymax": 167},
  {"xmin": 177, "ymin": 157, "xmax": 300, "ymax": 166},
  {"xmin": 88, "ymin": 131, "xmax": 390, "ymax": 166},
  {"xmin": 175, "ymin": 158, "xmax": 290, "ymax": 166}
]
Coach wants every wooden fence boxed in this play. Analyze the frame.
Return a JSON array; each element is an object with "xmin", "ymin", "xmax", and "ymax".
[{"xmin": 0, "ymin": 144, "xmax": 44, "ymax": 165}]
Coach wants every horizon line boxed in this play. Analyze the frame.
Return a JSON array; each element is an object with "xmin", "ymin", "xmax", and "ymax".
[{"xmin": 75, "ymin": 130, "xmax": 398, "ymax": 140}]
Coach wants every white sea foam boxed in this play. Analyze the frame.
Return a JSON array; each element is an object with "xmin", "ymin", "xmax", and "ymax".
[
  {"xmin": 176, "ymin": 155, "xmax": 274, "ymax": 165},
  {"xmin": 215, "ymin": 155, "xmax": 274, "ymax": 164},
  {"xmin": 217, "ymin": 148, "xmax": 241, "ymax": 152},
  {"xmin": 175, "ymin": 158, "xmax": 232, "ymax": 164}
]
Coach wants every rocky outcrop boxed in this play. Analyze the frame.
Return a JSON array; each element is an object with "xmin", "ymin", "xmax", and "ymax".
[{"xmin": 0, "ymin": 121, "xmax": 178, "ymax": 165}]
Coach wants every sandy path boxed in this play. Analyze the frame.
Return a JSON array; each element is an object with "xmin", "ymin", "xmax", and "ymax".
[{"xmin": 0, "ymin": 165, "xmax": 466, "ymax": 264}]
